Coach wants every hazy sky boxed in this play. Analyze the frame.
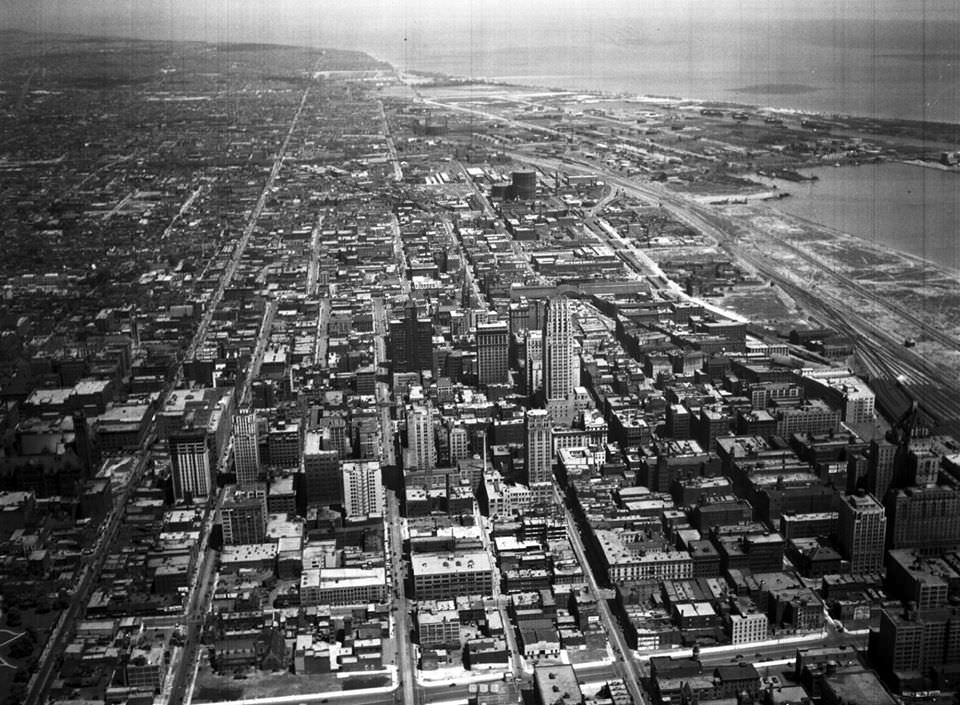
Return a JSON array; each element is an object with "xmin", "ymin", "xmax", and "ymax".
[{"xmin": 3, "ymin": 0, "xmax": 959, "ymax": 56}]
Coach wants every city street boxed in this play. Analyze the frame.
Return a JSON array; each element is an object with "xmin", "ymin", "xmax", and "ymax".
[
  {"xmin": 156, "ymin": 72, "xmax": 316, "ymax": 705},
  {"xmin": 386, "ymin": 490, "xmax": 417, "ymax": 705},
  {"xmin": 23, "ymin": 432, "xmax": 154, "ymax": 705},
  {"xmin": 553, "ymin": 484, "xmax": 649, "ymax": 705}
]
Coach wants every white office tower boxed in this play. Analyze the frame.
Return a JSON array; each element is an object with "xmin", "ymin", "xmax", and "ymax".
[
  {"xmin": 342, "ymin": 460, "xmax": 385, "ymax": 521},
  {"xmin": 407, "ymin": 403, "xmax": 436, "ymax": 471},
  {"xmin": 170, "ymin": 429, "xmax": 212, "ymax": 502},
  {"xmin": 233, "ymin": 408, "xmax": 260, "ymax": 487},
  {"xmin": 544, "ymin": 297, "xmax": 578, "ymax": 426},
  {"xmin": 526, "ymin": 330, "xmax": 544, "ymax": 397}
]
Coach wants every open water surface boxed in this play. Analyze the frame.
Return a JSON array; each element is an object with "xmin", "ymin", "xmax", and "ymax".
[
  {"xmin": 7, "ymin": 1, "xmax": 960, "ymax": 268},
  {"xmin": 773, "ymin": 162, "xmax": 960, "ymax": 273}
]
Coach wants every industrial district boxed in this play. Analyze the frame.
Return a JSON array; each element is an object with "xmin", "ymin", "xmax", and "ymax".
[{"xmin": 1, "ymin": 32, "xmax": 960, "ymax": 705}]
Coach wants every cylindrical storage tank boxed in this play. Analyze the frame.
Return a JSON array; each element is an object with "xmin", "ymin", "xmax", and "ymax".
[
  {"xmin": 511, "ymin": 170, "xmax": 537, "ymax": 200},
  {"xmin": 490, "ymin": 182, "xmax": 510, "ymax": 199}
]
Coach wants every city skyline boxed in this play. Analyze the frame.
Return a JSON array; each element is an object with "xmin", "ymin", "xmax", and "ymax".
[{"xmin": 0, "ymin": 20, "xmax": 958, "ymax": 705}]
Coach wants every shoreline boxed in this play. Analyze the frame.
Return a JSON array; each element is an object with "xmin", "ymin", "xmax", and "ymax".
[
  {"xmin": 766, "ymin": 205, "xmax": 960, "ymax": 284},
  {"xmin": 8, "ymin": 26, "xmax": 958, "ymax": 131},
  {"xmin": 396, "ymin": 63, "xmax": 959, "ymax": 284},
  {"xmin": 765, "ymin": 162, "xmax": 960, "ymax": 280},
  {"xmin": 10, "ymin": 30, "xmax": 959, "ymax": 289},
  {"xmin": 390, "ymin": 63, "xmax": 960, "ymax": 131},
  {"xmin": 898, "ymin": 158, "xmax": 960, "ymax": 172}
]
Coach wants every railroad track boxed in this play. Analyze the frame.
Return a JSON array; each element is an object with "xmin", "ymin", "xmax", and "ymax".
[{"xmin": 503, "ymin": 147, "xmax": 960, "ymax": 432}]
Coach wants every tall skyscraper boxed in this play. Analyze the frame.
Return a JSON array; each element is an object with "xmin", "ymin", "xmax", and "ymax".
[
  {"xmin": 407, "ymin": 404, "xmax": 436, "ymax": 472},
  {"xmin": 233, "ymin": 408, "xmax": 260, "ymax": 487},
  {"xmin": 526, "ymin": 330, "xmax": 544, "ymax": 396},
  {"xmin": 544, "ymin": 297, "xmax": 578, "ymax": 425},
  {"xmin": 476, "ymin": 321, "xmax": 510, "ymax": 387},
  {"xmin": 526, "ymin": 409, "xmax": 553, "ymax": 486},
  {"xmin": 544, "ymin": 297, "xmax": 573, "ymax": 399},
  {"xmin": 867, "ymin": 438, "xmax": 896, "ymax": 499},
  {"xmin": 170, "ymin": 428, "xmax": 212, "ymax": 502},
  {"xmin": 388, "ymin": 298, "xmax": 434, "ymax": 374},
  {"xmin": 303, "ymin": 430, "xmax": 342, "ymax": 507},
  {"xmin": 71, "ymin": 411, "xmax": 96, "ymax": 476},
  {"xmin": 342, "ymin": 460, "xmax": 385, "ymax": 521},
  {"xmin": 837, "ymin": 491, "xmax": 887, "ymax": 574},
  {"xmin": 508, "ymin": 300, "xmax": 530, "ymax": 334},
  {"xmin": 220, "ymin": 485, "xmax": 267, "ymax": 545}
]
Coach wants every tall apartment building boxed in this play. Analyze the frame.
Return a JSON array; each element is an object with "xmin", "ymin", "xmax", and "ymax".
[
  {"xmin": 342, "ymin": 460, "xmax": 385, "ymax": 521},
  {"xmin": 220, "ymin": 486, "xmax": 267, "ymax": 545},
  {"xmin": 407, "ymin": 404, "xmax": 436, "ymax": 471},
  {"xmin": 544, "ymin": 297, "xmax": 578, "ymax": 426},
  {"xmin": 303, "ymin": 430, "xmax": 342, "ymax": 507},
  {"xmin": 837, "ymin": 491, "xmax": 887, "ymax": 573},
  {"xmin": 232, "ymin": 408, "xmax": 260, "ymax": 487},
  {"xmin": 170, "ymin": 428, "xmax": 213, "ymax": 502},
  {"xmin": 476, "ymin": 321, "xmax": 510, "ymax": 387}
]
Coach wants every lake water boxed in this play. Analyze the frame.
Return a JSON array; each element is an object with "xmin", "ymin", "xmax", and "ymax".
[
  {"xmin": 772, "ymin": 162, "xmax": 960, "ymax": 272},
  {"xmin": 7, "ymin": 2, "xmax": 960, "ymax": 270},
  {"xmin": 7, "ymin": 2, "xmax": 960, "ymax": 124},
  {"xmin": 391, "ymin": 15, "xmax": 960, "ymax": 125}
]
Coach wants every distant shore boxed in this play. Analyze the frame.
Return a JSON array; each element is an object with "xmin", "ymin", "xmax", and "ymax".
[{"xmin": 392, "ymin": 63, "xmax": 960, "ymax": 135}]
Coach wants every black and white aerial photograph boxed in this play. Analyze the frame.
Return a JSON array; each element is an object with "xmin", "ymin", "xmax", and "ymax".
[{"xmin": 0, "ymin": 1, "xmax": 958, "ymax": 705}]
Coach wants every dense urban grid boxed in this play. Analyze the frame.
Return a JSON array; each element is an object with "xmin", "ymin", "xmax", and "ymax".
[{"xmin": 1, "ymin": 32, "xmax": 960, "ymax": 705}]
